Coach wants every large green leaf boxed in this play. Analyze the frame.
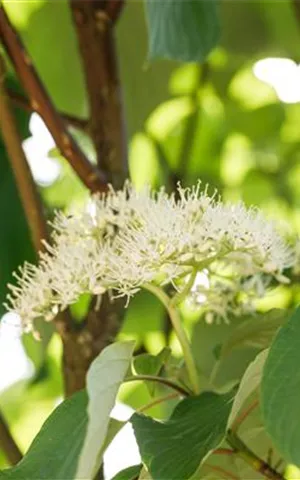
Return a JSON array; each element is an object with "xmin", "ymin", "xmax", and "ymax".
[
  {"xmin": 220, "ymin": 309, "xmax": 287, "ymax": 358},
  {"xmin": 0, "ymin": 390, "xmax": 87, "ymax": 479},
  {"xmin": 131, "ymin": 390, "xmax": 234, "ymax": 480},
  {"xmin": 116, "ymin": 1, "xmax": 176, "ymax": 137},
  {"xmin": 76, "ymin": 341, "xmax": 135, "ymax": 479},
  {"xmin": 0, "ymin": 385, "xmax": 123, "ymax": 479},
  {"xmin": 191, "ymin": 317, "xmax": 257, "ymax": 389},
  {"xmin": 261, "ymin": 306, "xmax": 300, "ymax": 467},
  {"xmin": 0, "ymin": 342, "xmax": 133, "ymax": 479},
  {"xmin": 145, "ymin": 0, "xmax": 219, "ymax": 62}
]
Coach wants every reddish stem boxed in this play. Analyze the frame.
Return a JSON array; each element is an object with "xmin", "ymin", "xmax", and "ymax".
[{"xmin": 231, "ymin": 399, "xmax": 259, "ymax": 433}]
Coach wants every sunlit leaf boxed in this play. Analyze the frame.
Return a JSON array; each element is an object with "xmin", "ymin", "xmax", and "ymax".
[
  {"xmin": 0, "ymin": 390, "xmax": 87, "ymax": 479},
  {"xmin": 227, "ymin": 349, "xmax": 268, "ymax": 427},
  {"xmin": 76, "ymin": 341, "xmax": 135, "ymax": 479}
]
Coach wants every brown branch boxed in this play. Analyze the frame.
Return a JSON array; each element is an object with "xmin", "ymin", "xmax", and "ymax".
[
  {"xmin": 227, "ymin": 430, "xmax": 284, "ymax": 480},
  {"xmin": 70, "ymin": 0, "xmax": 127, "ymax": 188},
  {"xmin": 105, "ymin": 0, "xmax": 125, "ymax": 24},
  {"xmin": 0, "ymin": 5, "xmax": 107, "ymax": 193},
  {"xmin": 59, "ymin": 0, "xmax": 129, "ymax": 396},
  {"xmin": 61, "ymin": 295, "xmax": 125, "ymax": 396},
  {"xmin": 7, "ymin": 88, "xmax": 89, "ymax": 131},
  {"xmin": 213, "ymin": 448, "xmax": 235, "ymax": 456},
  {"xmin": 0, "ymin": 412, "xmax": 22, "ymax": 465},
  {"xmin": 0, "ymin": 55, "xmax": 47, "ymax": 251},
  {"xmin": 292, "ymin": 0, "xmax": 300, "ymax": 27}
]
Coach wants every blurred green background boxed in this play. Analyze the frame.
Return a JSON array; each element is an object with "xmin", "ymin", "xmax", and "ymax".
[{"xmin": 1, "ymin": 0, "xmax": 300, "ymax": 476}]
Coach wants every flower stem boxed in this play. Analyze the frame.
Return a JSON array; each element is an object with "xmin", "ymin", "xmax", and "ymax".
[
  {"xmin": 226, "ymin": 430, "xmax": 284, "ymax": 480},
  {"xmin": 143, "ymin": 283, "xmax": 200, "ymax": 395}
]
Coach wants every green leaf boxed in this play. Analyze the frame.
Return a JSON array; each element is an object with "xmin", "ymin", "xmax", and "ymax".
[
  {"xmin": 220, "ymin": 309, "xmax": 287, "ymax": 358},
  {"xmin": 0, "ymin": 385, "xmax": 123, "ymax": 480},
  {"xmin": 133, "ymin": 348, "xmax": 171, "ymax": 377},
  {"xmin": 131, "ymin": 390, "xmax": 234, "ymax": 480},
  {"xmin": 132, "ymin": 348, "xmax": 171, "ymax": 396},
  {"xmin": 191, "ymin": 316, "xmax": 257, "ymax": 389},
  {"xmin": 261, "ymin": 306, "xmax": 300, "ymax": 467},
  {"xmin": 0, "ymin": 390, "xmax": 88, "ymax": 479},
  {"xmin": 111, "ymin": 465, "xmax": 143, "ymax": 480},
  {"xmin": 76, "ymin": 341, "xmax": 135, "ymax": 479},
  {"xmin": 145, "ymin": 0, "xmax": 219, "ymax": 62},
  {"xmin": 227, "ymin": 349, "xmax": 268, "ymax": 428}
]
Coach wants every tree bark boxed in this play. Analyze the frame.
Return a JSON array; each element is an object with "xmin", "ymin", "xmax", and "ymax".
[{"xmin": 70, "ymin": 0, "xmax": 127, "ymax": 187}]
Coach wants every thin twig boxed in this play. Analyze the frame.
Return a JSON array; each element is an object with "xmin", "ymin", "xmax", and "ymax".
[
  {"xmin": 0, "ymin": 412, "xmax": 22, "ymax": 465},
  {"xmin": 138, "ymin": 392, "xmax": 180, "ymax": 413},
  {"xmin": 125, "ymin": 375, "xmax": 191, "ymax": 397},
  {"xmin": 204, "ymin": 464, "xmax": 240, "ymax": 480},
  {"xmin": 0, "ymin": 5, "xmax": 107, "ymax": 193},
  {"xmin": 0, "ymin": 55, "xmax": 47, "ymax": 251},
  {"xmin": 7, "ymin": 88, "xmax": 89, "ymax": 131},
  {"xmin": 231, "ymin": 399, "xmax": 259, "ymax": 433},
  {"xmin": 213, "ymin": 448, "xmax": 235, "ymax": 456},
  {"xmin": 227, "ymin": 430, "xmax": 284, "ymax": 480}
]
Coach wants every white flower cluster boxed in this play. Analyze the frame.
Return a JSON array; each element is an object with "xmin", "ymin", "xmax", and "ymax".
[{"xmin": 5, "ymin": 182, "xmax": 294, "ymax": 331}]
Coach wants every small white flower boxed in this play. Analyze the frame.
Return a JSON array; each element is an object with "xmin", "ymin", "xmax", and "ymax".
[{"xmin": 5, "ymin": 181, "xmax": 295, "ymax": 331}]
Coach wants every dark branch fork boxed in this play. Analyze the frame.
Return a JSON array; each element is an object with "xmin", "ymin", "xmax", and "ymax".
[
  {"xmin": 0, "ymin": 5, "xmax": 108, "ymax": 193},
  {"xmin": 7, "ymin": 88, "xmax": 89, "ymax": 131}
]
